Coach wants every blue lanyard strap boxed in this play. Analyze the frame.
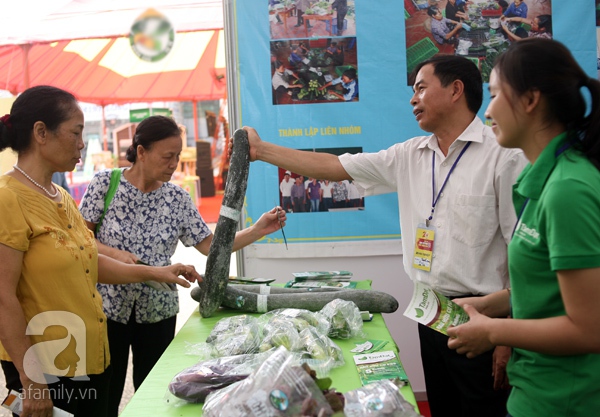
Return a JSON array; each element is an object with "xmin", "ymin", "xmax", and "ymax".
[{"xmin": 428, "ymin": 141, "xmax": 472, "ymax": 225}]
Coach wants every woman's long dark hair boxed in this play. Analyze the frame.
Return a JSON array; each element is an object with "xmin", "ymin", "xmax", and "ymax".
[{"xmin": 494, "ymin": 38, "xmax": 600, "ymax": 169}]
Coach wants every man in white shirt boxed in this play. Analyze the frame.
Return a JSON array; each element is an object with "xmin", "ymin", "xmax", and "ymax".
[
  {"xmin": 346, "ymin": 180, "xmax": 362, "ymax": 207},
  {"xmin": 239, "ymin": 55, "xmax": 526, "ymax": 417},
  {"xmin": 271, "ymin": 60, "xmax": 302, "ymax": 104},
  {"xmin": 279, "ymin": 170, "xmax": 294, "ymax": 212}
]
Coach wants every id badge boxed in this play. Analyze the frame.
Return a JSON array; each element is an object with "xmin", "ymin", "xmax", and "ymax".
[{"xmin": 412, "ymin": 223, "xmax": 436, "ymax": 272}]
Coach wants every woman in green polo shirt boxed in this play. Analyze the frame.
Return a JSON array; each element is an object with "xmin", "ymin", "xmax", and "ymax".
[{"xmin": 447, "ymin": 38, "xmax": 600, "ymax": 417}]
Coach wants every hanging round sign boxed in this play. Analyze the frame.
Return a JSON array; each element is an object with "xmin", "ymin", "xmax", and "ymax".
[{"xmin": 129, "ymin": 8, "xmax": 175, "ymax": 62}]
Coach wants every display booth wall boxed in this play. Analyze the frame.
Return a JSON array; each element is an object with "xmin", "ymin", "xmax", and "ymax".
[{"xmin": 217, "ymin": 0, "xmax": 592, "ymax": 397}]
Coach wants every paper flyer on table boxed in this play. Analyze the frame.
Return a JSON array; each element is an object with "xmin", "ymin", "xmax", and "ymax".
[
  {"xmin": 353, "ymin": 350, "xmax": 408, "ymax": 386},
  {"xmin": 403, "ymin": 281, "xmax": 469, "ymax": 335}
]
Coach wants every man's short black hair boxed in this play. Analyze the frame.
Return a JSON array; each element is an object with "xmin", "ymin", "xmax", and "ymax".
[{"xmin": 411, "ymin": 55, "xmax": 483, "ymax": 114}]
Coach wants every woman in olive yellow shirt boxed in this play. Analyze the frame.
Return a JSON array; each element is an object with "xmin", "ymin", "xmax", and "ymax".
[{"xmin": 0, "ymin": 86, "xmax": 201, "ymax": 417}]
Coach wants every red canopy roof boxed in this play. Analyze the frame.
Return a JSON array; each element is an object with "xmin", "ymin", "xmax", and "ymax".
[{"xmin": 0, "ymin": 29, "xmax": 226, "ymax": 105}]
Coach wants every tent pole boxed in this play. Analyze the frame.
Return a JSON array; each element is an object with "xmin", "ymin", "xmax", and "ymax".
[
  {"xmin": 101, "ymin": 105, "xmax": 108, "ymax": 151},
  {"xmin": 193, "ymin": 100, "xmax": 199, "ymax": 142},
  {"xmin": 21, "ymin": 44, "xmax": 31, "ymax": 89}
]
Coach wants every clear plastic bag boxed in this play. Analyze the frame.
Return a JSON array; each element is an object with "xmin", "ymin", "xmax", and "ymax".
[
  {"xmin": 298, "ymin": 327, "xmax": 345, "ymax": 369},
  {"xmin": 260, "ymin": 308, "xmax": 331, "ymax": 336},
  {"xmin": 205, "ymin": 315, "xmax": 262, "ymax": 356},
  {"xmin": 343, "ymin": 379, "xmax": 423, "ymax": 417},
  {"xmin": 319, "ymin": 299, "xmax": 366, "ymax": 339},
  {"xmin": 166, "ymin": 351, "xmax": 274, "ymax": 404},
  {"xmin": 202, "ymin": 347, "xmax": 334, "ymax": 417},
  {"xmin": 259, "ymin": 318, "xmax": 302, "ymax": 352}
]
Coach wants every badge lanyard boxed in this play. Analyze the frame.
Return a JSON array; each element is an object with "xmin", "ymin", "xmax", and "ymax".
[
  {"xmin": 427, "ymin": 141, "xmax": 472, "ymax": 226},
  {"xmin": 413, "ymin": 141, "xmax": 472, "ymax": 272}
]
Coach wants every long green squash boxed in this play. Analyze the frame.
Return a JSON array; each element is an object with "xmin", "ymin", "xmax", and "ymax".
[
  {"xmin": 196, "ymin": 129, "xmax": 250, "ymax": 318},
  {"xmin": 191, "ymin": 285, "xmax": 399, "ymax": 314}
]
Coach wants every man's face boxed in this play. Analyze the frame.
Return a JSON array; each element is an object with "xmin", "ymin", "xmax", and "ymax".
[
  {"xmin": 432, "ymin": 10, "xmax": 443, "ymax": 20},
  {"xmin": 410, "ymin": 64, "xmax": 455, "ymax": 133}
]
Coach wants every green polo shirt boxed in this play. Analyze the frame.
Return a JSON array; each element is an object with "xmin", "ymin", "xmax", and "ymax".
[{"xmin": 507, "ymin": 133, "xmax": 600, "ymax": 417}]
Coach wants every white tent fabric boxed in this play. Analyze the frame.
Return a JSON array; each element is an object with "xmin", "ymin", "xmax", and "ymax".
[{"xmin": 0, "ymin": 0, "xmax": 223, "ymax": 46}]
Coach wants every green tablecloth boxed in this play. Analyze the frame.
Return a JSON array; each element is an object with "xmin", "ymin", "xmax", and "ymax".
[{"xmin": 120, "ymin": 282, "xmax": 418, "ymax": 416}]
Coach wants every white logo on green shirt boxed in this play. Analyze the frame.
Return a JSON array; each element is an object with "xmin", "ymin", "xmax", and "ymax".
[{"xmin": 517, "ymin": 222, "xmax": 540, "ymax": 244}]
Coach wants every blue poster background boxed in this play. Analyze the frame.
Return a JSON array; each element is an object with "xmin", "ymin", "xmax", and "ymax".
[{"xmin": 232, "ymin": 0, "xmax": 596, "ymax": 245}]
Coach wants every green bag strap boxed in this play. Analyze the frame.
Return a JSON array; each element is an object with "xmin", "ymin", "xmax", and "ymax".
[{"xmin": 96, "ymin": 168, "xmax": 122, "ymax": 235}]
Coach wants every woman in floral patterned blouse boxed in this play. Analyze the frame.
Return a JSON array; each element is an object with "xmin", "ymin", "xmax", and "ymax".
[
  {"xmin": 79, "ymin": 115, "xmax": 286, "ymax": 416},
  {"xmin": 0, "ymin": 86, "xmax": 200, "ymax": 417}
]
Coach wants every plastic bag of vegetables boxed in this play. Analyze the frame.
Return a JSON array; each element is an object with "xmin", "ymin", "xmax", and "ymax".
[
  {"xmin": 259, "ymin": 319, "xmax": 302, "ymax": 353},
  {"xmin": 166, "ymin": 351, "xmax": 275, "ymax": 404},
  {"xmin": 319, "ymin": 299, "xmax": 366, "ymax": 339},
  {"xmin": 206, "ymin": 315, "xmax": 263, "ymax": 356},
  {"xmin": 298, "ymin": 326, "xmax": 345, "ymax": 373},
  {"xmin": 260, "ymin": 308, "xmax": 330, "ymax": 335},
  {"xmin": 202, "ymin": 347, "xmax": 334, "ymax": 417},
  {"xmin": 343, "ymin": 379, "xmax": 423, "ymax": 417}
]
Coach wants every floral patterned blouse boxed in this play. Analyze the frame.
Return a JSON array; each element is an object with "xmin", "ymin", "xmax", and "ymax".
[{"xmin": 79, "ymin": 169, "xmax": 211, "ymax": 324}]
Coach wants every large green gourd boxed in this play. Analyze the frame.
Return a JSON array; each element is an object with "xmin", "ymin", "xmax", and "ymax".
[{"xmin": 197, "ymin": 129, "xmax": 249, "ymax": 318}]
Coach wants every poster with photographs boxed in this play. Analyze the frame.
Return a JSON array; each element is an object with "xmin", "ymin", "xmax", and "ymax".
[
  {"xmin": 277, "ymin": 147, "xmax": 364, "ymax": 214},
  {"xmin": 405, "ymin": 0, "xmax": 552, "ymax": 84},
  {"xmin": 268, "ymin": 1, "xmax": 358, "ymax": 104},
  {"xmin": 229, "ymin": 0, "xmax": 595, "ymax": 245}
]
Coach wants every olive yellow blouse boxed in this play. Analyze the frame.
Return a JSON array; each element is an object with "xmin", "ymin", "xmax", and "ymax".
[{"xmin": 0, "ymin": 175, "xmax": 109, "ymax": 377}]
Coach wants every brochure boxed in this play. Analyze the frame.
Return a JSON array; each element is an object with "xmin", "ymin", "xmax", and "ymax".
[
  {"xmin": 228, "ymin": 276, "xmax": 276, "ymax": 285},
  {"xmin": 292, "ymin": 270, "xmax": 353, "ymax": 281},
  {"xmin": 403, "ymin": 281, "xmax": 469, "ymax": 335},
  {"xmin": 353, "ymin": 350, "xmax": 409, "ymax": 385},
  {"xmin": 284, "ymin": 280, "xmax": 357, "ymax": 289},
  {"xmin": 350, "ymin": 339, "xmax": 389, "ymax": 354}
]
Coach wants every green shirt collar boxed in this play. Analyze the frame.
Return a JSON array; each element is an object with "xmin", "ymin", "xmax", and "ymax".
[{"xmin": 514, "ymin": 132, "xmax": 569, "ymax": 202}]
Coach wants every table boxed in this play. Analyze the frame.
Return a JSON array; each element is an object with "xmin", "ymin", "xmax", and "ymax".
[
  {"xmin": 304, "ymin": 13, "xmax": 335, "ymax": 37},
  {"xmin": 120, "ymin": 282, "xmax": 419, "ymax": 416},
  {"xmin": 271, "ymin": 5, "xmax": 295, "ymax": 32}
]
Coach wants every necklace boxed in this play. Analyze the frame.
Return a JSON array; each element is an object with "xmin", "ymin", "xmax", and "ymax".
[{"xmin": 13, "ymin": 165, "xmax": 59, "ymax": 198}]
